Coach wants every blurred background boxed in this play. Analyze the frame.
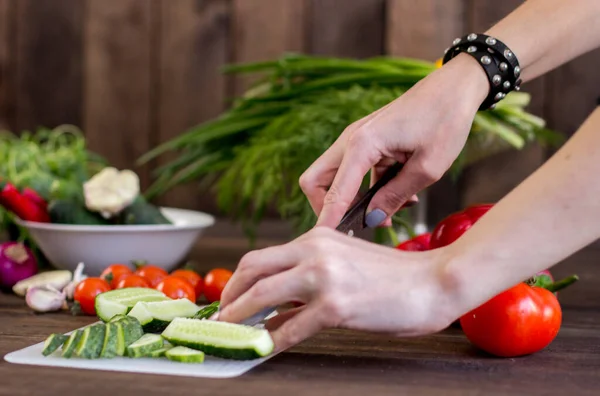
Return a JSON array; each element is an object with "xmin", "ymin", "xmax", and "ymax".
[{"xmin": 0, "ymin": 0, "xmax": 599, "ymax": 234}]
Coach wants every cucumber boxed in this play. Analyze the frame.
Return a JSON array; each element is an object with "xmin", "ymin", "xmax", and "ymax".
[
  {"xmin": 161, "ymin": 318, "xmax": 275, "ymax": 360},
  {"xmin": 126, "ymin": 334, "xmax": 164, "ymax": 358},
  {"xmin": 108, "ymin": 314, "xmax": 128, "ymax": 323},
  {"xmin": 147, "ymin": 346, "xmax": 172, "ymax": 358},
  {"xmin": 193, "ymin": 301, "xmax": 220, "ymax": 320},
  {"xmin": 165, "ymin": 346, "xmax": 205, "ymax": 363},
  {"xmin": 113, "ymin": 316, "xmax": 144, "ymax": 346},
  {"xmin": 127, "ymin": 298, "xmax": 200, "ymax": 333},
  {"xmin": 94, "ymin": 287, "xmax": 170, "ymax": 322},
  {"xmin": 76, "ymin": 324, "xmax": 106, "ymax": 359},
  {"xmin": 100, "ymin": 322, "xmax": 124, "ymax": 358},
  {"xmin": 42, "ymin": 333, "xmax": 68, "ymax": 356},
  {"xmin": 61, "ymin": 330, "xmax": 83, "ymax": 358}
]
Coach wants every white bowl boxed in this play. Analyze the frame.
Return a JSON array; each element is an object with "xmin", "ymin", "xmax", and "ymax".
[{"xmin": 15, "ymin": 207, "xmax": 215, "ymax": 276}]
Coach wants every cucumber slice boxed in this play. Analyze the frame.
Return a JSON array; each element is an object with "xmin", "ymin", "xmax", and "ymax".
[
  {"xmin": 108, "ymin": 314, "xmax": 128, "ymax": 323},
  {"xmin": 193, "ymin": 301, "xmax": 220, "ymax": 320},
  {"xmin": 161, "ymin": 318, "xmax": 274, "ymax": 360},
  {"xmin": 126, "ymin": 334, "xmax": 164, "ymax": 358},
  {"xmin": 95, "ymin": 288, "xmax": 170, "ymax": 322},
  {"xmin": 147, "ymin": 346, "xmax": 172, "ymax": 358},
  {"xmin": 127, "ymin": 298, "xmax": 200, "ymax": 333},
  {"xmin": 42, "ymin": 333, "xmax": 68, "ymax": 356},
  {"xmin": 165, "ymin": 346, "xmax": 205, "ymax": 363},
  {"xmin": 61, "ymin": 330, "xmax": 83, "ymax": 358},
  {"xmin": 113, "ymin": 316, "xmax": 144, "ymax": 346},
  {"xmin": 76, "ymin": 324, "xmax": 106, "ymax": 359},
  {"xmin": 100, "ymin": 322, "xmax": 124, "ymax": 358}
]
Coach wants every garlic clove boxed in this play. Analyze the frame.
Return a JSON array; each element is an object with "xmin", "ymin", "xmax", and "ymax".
[{"xmin": 26, "ymin": 286, "xmax": 67, "ymax": 313}]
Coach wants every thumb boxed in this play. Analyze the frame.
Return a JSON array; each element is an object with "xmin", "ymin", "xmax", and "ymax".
[{"xmin": 365, "ymin": 157, "xmax": 439, "ymax": 226}]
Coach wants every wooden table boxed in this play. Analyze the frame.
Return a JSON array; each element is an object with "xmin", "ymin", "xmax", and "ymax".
[{"xmin": 2, "ymin": 224, "xmax": 600, "ymax": 395}]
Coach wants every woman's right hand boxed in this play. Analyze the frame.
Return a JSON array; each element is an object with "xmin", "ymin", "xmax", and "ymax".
[{"xmin": 299, "ymin": 53, "xmax": 491, "ymax": 229}]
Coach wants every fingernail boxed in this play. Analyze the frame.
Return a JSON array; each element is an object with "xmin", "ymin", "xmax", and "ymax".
[
  {"xmin": 209, "ymin": 312, "xmax": 220, "ymax": 321},
  {"xmin": 365, "ymin": 208, "xmax": 387, "ymax": 228}
]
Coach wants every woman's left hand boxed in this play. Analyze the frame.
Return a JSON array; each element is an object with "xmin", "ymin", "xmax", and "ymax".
[{"xmin": 217, "ymin": 227, "xmax": 460, "ymax": 352}]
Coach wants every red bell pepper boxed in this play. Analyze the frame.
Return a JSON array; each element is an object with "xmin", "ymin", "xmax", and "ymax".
[
  {"xmin": 429, "ymin": 203, "xmax": 494, "ymax": 249},
  {"xmin": 0, "ymin": 181, "xmax": 50, "ymax": 223},
  {"xmin": 396, "ymin": 232, "xmax": 431, "ymax": 251}
]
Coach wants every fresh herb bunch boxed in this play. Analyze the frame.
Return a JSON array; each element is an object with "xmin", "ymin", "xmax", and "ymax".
[
  {"xmin": 0, "ymin": 125, "xmax": 107, "ymax": 246},
  {"xmin": 139, "ymin": 54, "xmax": 563, "ymax": 239}
]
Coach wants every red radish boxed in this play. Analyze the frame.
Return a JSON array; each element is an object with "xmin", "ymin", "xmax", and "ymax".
[{"xmin": 0, "ymin": 242, "xmax": 37, "ymax": 290}]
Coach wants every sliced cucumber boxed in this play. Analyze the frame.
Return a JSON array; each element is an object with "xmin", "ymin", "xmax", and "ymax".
[
  {"xmin": 127, "ymin": 298, "xmax": 200, "ymax": 333},
  {"xmin": 95, "ymin": 288, "xmax": 170, "ymax": 322},
  {"xmin": 76, "ymin": 324, "xmax": 106, "ymax": 359},
  {"xmin": 126, "ymin": 334, "xmax": 164, "ymax": 358},
  {"xmin": 61, "ymin": 330, "xmax": 83, "ymax": 358},
  {"xmin": 100, "ymin": 322, "xmax": 124, "ymax": 358},
  {"xmin": 165, "ymin": 346, "xmax": 205, "ymax": 363},
  {"xmin": 193, "ymin": 301, "xmax": 220, "ymax": 320},
  {"xmin": 161, "ymin": 318, "xmax": 274, "ymax": 360},
  {"xmin": 147, "ymin": 346, "xmax": 172, "ymax": 358},
  {"xmin": 42, "ymin": 333, "xmax": 68, "ymax": 356},
  {"xmin": 108, "ymin": 314, "xmax": 128, "ymax": 323},
  {"xmin": 113, "ymin": 316, "xmax": 144, "ymax": 346}
]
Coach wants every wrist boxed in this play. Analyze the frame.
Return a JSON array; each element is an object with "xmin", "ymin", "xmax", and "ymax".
[{"xmin": 439, "ymin": 53, "xmax": 490, "ymax": 113}]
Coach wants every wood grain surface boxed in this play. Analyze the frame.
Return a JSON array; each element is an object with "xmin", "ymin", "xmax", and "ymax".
[{"xmin": 1, "ymin": 231, "xmax": 600, "ymax": 396}]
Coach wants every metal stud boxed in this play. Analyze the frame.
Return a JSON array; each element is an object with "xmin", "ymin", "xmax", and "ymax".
[
  {"xmin": 485, "ymin": 37, "xmax": 497, "ymax": 45},
  {"xmin": 514, "ymin": 66, "xmax": 521, "ymax": 77},
  {"xmin": 488, "ymin": 48, "xmax": 495, "ymax": 54},
  {"xmin": 492, "ymin": 75, "xmax": 502, "ymax": 86},
  {"xmin": 467, "ymin": 46, "xmax": 477, "ymax": 53},
  {"xmin": 515, "ymin": 85, "xmax": 521, "ymax": 91},
  {"xmin": 495, "ymin": 92, "xmax": 503, "ymax": 101},
  {"xmin": 467, "ymin": 33, "xmax": 477, "ymax": 41},
  {"xmin": 444, "ymin": 47, "xmax": 449, "ymax": 54},
  {"xmin": 503, "ymin": 81, "xmax": 511, "ymax": 89},
  {"xmin": 453, "ymin": 38, "xmax": 461, "ymax": 45},
  {"xmin": 504, "ymin": 49, "xmax": 513, "ymax": 59},
  {"xmin": 489, "ymin": 104, "xmax": 496, "ymax": 110},
  {"xmin": 499, "ymin": 62, "xmax": 508, "ymax": 72},
  {"xmin": 480, "ymin": 55, "xmax": 491, "ymax": 65}
]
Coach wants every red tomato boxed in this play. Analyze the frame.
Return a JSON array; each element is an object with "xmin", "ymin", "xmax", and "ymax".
[
  {"xmin": 100, "ymin": 264, "xmax": 133, "ymax": 288},
  {"xmin": 134, "ymin": 265, "xmax": 168, "ymax": 288},
  {"xmin": 73, "ymin": 278, "xmax": 111, "ymax": 316},
  {"xmin": 171, "ymin": 269, "xmax": 203, "ymax": 301},
  {"xmin": 459, "ymin": 283, "xmax": 562, "ymax": 357},
  {"xmin": 203, "ymin": 268, "xmax": 233, "ymax": 303},
  {"xmin": 396, "ymin": 232, "xmax": 431, "ymax": 251},
  {"xmin": 155, "ymin": 276, "xmax": 196, "ymax": 302},
  {"xmin": 115, "ymin": 274, "xmax": 150, "ymax": 289}
]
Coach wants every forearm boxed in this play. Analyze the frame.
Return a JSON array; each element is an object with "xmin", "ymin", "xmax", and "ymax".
[
  {"xmin": 445, "ymin": 106, "xmax": 600, "ymax": 314},
  {"xmin": 485, "ymin": 0, "xmax": 600, "ymax": 82}
]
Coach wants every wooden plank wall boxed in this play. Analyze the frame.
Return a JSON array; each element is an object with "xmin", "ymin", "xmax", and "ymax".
[{"xmin": 0, "ymin": 0, "xmax": 598, "ymax": 227}]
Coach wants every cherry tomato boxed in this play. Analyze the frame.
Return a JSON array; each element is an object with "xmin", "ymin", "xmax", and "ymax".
[
  {"xmin": 155, "ymin": 276, "xmax": 196, "ymax": 302},
  {"xmin": 203, "ymin": 268, "xmax": 233, "ymax": 303},
  {"xmin": 115, "ymin": 274, "xmax": 150, "ymax": 289},
  {"xmin": 100, "ymin": 264, "xmax": 133, "ymax": 288},
  {"xmin": 396, "ymin": 232, "xmax": 431, "ymax": 251},
  {"xmin": 460, "ymin": 283, "xmax": 562, "ymax": 357},
  {"xmin": 73, "ymin": 277, "xmax": 111, "ymax": 316},
  {"xmin": 171, "ymin": 269, "xmax": 203, "ymax": 301},
  {"xmin": 134, "ymin": 265, "xmax": 168, "ymax": 288}
]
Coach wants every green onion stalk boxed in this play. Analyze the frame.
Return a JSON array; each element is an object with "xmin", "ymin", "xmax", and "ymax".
[{"xmin": 139, "ymin": 53, "xmax": 565, "ymax": 245}]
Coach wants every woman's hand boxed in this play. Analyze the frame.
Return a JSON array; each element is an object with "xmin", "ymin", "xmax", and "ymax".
[
  {"xmin": 299, "ymin": 54, "xmax": 489, "ymax": 229},
  {"xmin": 217, "ymin": 227, "xmax": 460, "ymax": 352}
]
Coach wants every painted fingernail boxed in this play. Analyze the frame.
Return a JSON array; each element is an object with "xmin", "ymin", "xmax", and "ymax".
[{"xmin": 365, "ymin": 208, "xmax": 387, "ymax": 228}]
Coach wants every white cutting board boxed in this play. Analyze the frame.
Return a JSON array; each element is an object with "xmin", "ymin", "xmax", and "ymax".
[{"xmin": 4, "ymin": 322, "xmax": 277, "ymax": 378}]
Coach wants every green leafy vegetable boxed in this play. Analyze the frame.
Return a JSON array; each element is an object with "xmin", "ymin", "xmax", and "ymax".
[{"xmin": 139, "ymin": 54, "xmax": 565, "ymax": 239}]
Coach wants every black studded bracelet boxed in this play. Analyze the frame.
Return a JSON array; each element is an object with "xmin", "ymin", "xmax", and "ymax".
[{"xmin": 442, "ymin": 33, "xmax": 522, "ymax": 111}]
